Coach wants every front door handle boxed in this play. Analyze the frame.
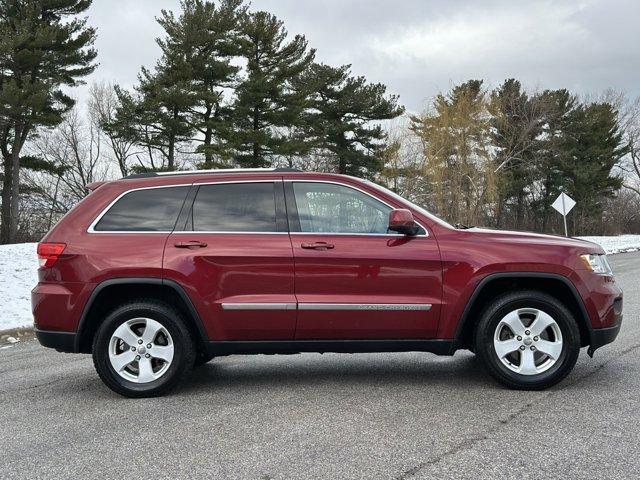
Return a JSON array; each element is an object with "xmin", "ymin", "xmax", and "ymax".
[
  {"xmin": 174, "ymin": 240, "xmax": 208, "ymax": 249},
  {"xmin": 301, "ymin": 242, "xmax": 335, "ymax": 250}
]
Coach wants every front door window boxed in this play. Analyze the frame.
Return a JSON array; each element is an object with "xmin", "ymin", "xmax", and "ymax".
[{"xmin": 293, "ymin": 182, "xmax": 391, "ymax": 234}]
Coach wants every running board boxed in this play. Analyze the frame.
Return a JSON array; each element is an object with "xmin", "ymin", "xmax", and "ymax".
[{"xmin": 204, "ymin": 339, "xmax": 455, "ymax": 357}]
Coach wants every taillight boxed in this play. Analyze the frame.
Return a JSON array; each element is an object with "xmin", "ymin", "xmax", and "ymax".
[{"xmin": 37, "ymin": 243, "xmax": 66, "ymax": 268}]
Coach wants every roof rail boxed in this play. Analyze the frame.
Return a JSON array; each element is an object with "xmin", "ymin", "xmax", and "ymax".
[{"xmin": 124, "ymin": 167, "xmax": 301, "ymax": 179}]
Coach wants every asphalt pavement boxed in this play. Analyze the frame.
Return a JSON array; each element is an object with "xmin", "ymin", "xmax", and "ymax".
[{"xmin": 1, "ymin": 252, "xmax": 639, "ymax": 479}]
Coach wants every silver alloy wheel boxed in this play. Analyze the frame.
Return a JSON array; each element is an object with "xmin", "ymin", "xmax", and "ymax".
[
  {"xmin": 108, "ymin": 318, "xmax": 174, "ymax": 383},
  {"xmin": 493, "ymin": 308, "xmax": 563, "ymax": 376}
]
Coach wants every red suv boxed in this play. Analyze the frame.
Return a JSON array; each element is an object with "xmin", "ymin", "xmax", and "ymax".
[{"xmin": 32, "ymin": 169, "xmax": 623, "ymax": 397}]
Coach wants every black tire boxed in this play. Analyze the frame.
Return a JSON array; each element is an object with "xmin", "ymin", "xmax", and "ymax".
[
  {"xmin": 92, "ymin": 300, "xmax": 195, "ymax": 398},
  {"xmin": 474, "ymin": 290, "xmax": 580, "ymax": 390}
]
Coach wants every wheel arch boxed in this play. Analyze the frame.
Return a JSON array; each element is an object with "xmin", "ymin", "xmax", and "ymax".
[
  {"xmin": 453, "ymin": 272, "xmax": 592, "ymax": 351},
  {"xmin": 75, "ymin": 278, "xmax": 208, "ymax": 354}
]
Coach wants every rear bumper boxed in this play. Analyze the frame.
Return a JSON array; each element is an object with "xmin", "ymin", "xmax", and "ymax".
[
  {"xmin": 35, "ymin": 329, "xmax": 77, "ymax": 353},
  {"xmin": 31, "ymin": 281, "xmax": 91, "ymax": 332}
]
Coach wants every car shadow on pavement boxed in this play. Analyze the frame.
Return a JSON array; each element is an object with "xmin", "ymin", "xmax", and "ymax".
[{"xmin": 177, "ymin": 351, "xmax": 496, "ymax": 395}]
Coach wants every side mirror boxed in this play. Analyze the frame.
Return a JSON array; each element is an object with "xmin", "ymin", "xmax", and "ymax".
[{"xmin": 388, "ymin": 209, "xmax": 419, "ymax": 236}]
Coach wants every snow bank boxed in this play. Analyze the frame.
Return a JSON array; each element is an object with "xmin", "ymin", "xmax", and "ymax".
[
  {"xmin": 578, "ymin": 235, "xmax": 640, "ymax": 254},
  {"xmin": 1, "ymin": 235, "xmax": 639, "ymax": 333},
  {"xmin": 0, "ymin": 242, "xmax": 38, "ymax": 331}
]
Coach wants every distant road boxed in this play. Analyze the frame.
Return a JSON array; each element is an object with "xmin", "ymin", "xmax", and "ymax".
[{"xmin": 1, "ymin": 253, "xmax": 639, "ymax": 479}]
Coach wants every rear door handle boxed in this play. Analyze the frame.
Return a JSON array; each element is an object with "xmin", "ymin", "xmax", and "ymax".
[
  {"xmin": 174, "ymin": 240, "xmax": 208, "ymax": 249},
  {"xmin": 301, "ymin": 242, "xmax": 335, "ymax": 250}
]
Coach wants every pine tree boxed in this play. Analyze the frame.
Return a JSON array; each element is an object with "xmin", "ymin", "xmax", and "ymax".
[
  {"xmin": 0, "ymin": 0, "xmax": 97, "ymax": 243},
  {"xmin": 231, "ymin": 11, "xmax": 315, "ymax": 167},
  {"xmin": 110, "ymin": 20, "xmax": 206, "ymax": 172},
  {"xmin": 489, "ymin": 79, "xmax": 545, "ymax": 228},
  {"xmin": 157, "ymin": 0, "xmax": 247, "ymax": 168},
  {"xmin": 298, "ymin": 63, "xmax": 405, "ymax": 177},
  {"xmin": 110, "ymin": 67, "xmax": 194, "ymax": 172},
  {"xmin": 534, "ymin": 89, "xmax": 579, "ymax": 232},
  {"xmin": 141, "ymin": 66, "xmax": 195, "ymax": 171},
  {"xmin": 562, "ymin": 103, "xmax": 627, "ymax": 234}
]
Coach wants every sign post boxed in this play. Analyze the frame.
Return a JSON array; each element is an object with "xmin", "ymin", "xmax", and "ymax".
[{"xmin": 551, "ymin": 192, "xmax": 576, "ymax": 237}]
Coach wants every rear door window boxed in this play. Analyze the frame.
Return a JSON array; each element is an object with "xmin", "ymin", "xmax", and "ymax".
[
  {"xmin": 190, "ymin": 182, "xmax": 277, "ymax": 232},
  {"xmin": 93, "ymin": 186, "xmax": 189, "ymax": 232}
]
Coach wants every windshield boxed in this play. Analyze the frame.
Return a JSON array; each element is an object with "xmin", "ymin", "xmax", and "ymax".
[{"xmin": 363, "ymin": 180, "xmax": 454, "ymax": 229}]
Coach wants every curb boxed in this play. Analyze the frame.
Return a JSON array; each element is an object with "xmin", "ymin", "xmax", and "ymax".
[{"xmin": 0, "ymin": 326, "xmax": 35, "ymax": 347}]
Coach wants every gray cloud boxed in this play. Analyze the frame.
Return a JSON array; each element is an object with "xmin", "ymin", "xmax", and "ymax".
[{"xmin": 84, "ymin": 0, "xmax": 640, "ymax": 111}]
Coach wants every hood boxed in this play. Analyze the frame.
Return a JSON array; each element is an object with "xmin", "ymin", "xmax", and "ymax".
[{"xmin": 462, "ymin": 227, "xmax": 604, "ymax": 254}]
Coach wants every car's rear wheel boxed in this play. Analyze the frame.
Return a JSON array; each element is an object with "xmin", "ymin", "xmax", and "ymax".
[
  {"xmin": 92, "ymin": 300, "xmax": 195, "ymax": 397},
  {"xmin": 475, "ymin": 290, "xmax": 580, "ymax": 390}
]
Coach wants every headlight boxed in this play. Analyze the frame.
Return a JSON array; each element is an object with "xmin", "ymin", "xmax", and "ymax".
[{"xmin": 580, "ymin": 254, "xmax": 613, "ymax": 275}]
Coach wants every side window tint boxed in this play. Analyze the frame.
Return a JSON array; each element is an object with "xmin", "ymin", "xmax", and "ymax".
[
  {"xmin": 293, "ymin": 182, "xmax": 391, "ymax": 234},
  {"xmin": 94, "ymin": 186, "xmax": 188, "ymax": 232},
  {"xmin": 192, "ymin": 182, "xmax": 277, "ymax": 232}
]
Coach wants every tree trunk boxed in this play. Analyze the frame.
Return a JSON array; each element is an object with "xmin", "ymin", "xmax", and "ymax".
[
  {"xmin": 203, "ymin": 128, "xmax": 213, "ymax": 168},
  {"xmin": 336, "ymin": 134, "xmax": 348, "ymax": 174},
  {"xmin": 203, "ymin": 104, "xmax": 213, "ymax": 168},
  {"xmin": 1, "ymin": 124, "xmax": 27, "ymax": 243},
  {"xmin": 167, "ymin": 107, "xmax": 179, "ymax": 170},
  {"xmin": 494, "ymin": 190, "xmax": 504, "ymax": 229},
  {"xmin": 114, "ymin": 141, "xmax": 128, "ymax": 177},
  {"xmin": 9, "ymin": 146, "xmax": 20, "ymax": 241},
  {"xmin": 167, "ymin": 135, "xmax": 175, "ymax": 170},
  {"xmin": 0, "ymin": 154, "xmax": 13, "ymax": 244},
  {"xmin": 252, "ymin": 105, "xmax": 260, "ymax": 167},
  {"xmin": 515, "ymin": 191, "xmax": 524, "ymax": 230},
  {"xmin": 541, "ymin": 175, "xmax": 552, "ymax": 233}
]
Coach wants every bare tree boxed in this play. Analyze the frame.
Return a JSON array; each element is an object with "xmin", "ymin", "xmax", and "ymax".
[
  {"xmin": 612, "ymin": 94, "xmax": 640, "ymax": 196},
  {"xmin": 379, "ymin": 120, "xmax": 430, "ymax": 203},
  {"xmin": 602, "ymin": 189, "xmax": 640, "ymax": 235},
  {"xmin": 24, "ymin": 105, "xmax": 112, "ymax": 235},
  {"xmin": 89, "ymin": 81, "xmax": 140, "ymax": 177}
]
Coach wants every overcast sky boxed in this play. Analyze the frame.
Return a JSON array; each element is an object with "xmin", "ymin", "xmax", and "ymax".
[{"xmin": 84, "ymin": 0, "xmax": 640, "ymax": 112}]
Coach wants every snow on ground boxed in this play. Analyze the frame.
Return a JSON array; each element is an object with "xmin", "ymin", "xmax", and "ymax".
[
  {"xmin": 0, "ymin": 235, "xmax": 639, "ymax": 333},
  {"xmin": 578, "ymin": 235, "xmax": 640, "ymax": 254},
  {"xmin": 0, "ymin": 242, "xmax": 38, "ymax": 331}
]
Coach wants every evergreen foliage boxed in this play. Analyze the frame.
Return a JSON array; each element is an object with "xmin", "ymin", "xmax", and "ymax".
[
  {"xmin": 0, "ymin": 0, "xmax": 635, "ymax": 241},
  {"xmin": 296, "ymin": 63, "xmax": 405, "ymax": 177},
  {"xmin": 408, "ymin": 81, "xmax": 629, "ymax": 234},
  {"xmin": 0, "ymin": 0, "xmax": 97, "ymax": 242},
  {"xmin": 231, "ymin": 11, "xmax": 315, "ymax": 167},
  {"xmin": 109, "ymin": 2, "xmax": 403, "ymax": 174},
  {"xmin": 157, "ymin": 0, "xmax": 247, "ymax": 168}
]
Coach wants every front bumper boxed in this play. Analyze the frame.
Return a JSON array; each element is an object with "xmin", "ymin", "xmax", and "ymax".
[
  {"xmin": 587, "ymin": 300, "xmax": 622, "ymax": 357},
  {"xmin": 35, "ymin": 329, "xmax": 76, "ymax": 353}
]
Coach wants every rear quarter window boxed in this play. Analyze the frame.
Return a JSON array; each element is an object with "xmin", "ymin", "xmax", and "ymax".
[{"xmin": 92, "ymin": 186, "xmax": 189, "ymax": 232}]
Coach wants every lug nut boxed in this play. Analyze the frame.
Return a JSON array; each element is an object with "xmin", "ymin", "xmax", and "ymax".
[
  {"xmin": 519, "ymin": 346, "xmax": 526, "ymax": 351},
  {"xmin": 135, "ymin": 355, "xmax": 141, "ymax": 360},
  {"xmin": 530, "ymin": 346, "xmax": 536, "ymax": 351},
  {"xmin": 130, "ymin": 346, "xmax": 136, "ymax": 351},
  {"xmin": 517, "ymin": 336, "xmax": 522, "ymax": 341},
  {"xmin": 534, "ymin": 336, "xmax": 539, "ymax": 341},
  {"xmin": 145, "ymin": 353, "xmax": 151, "ymax": 358},
  {"xmin": 147, "ymin": 344, "xmax": 152, "ymax": 349},
  {"xmin": 138, "ymin": 339, "xmax": 143, "ymax": 344},
  {"xmin": 525, "ymin": 330, "xmax": 531, "ymax": 335}
]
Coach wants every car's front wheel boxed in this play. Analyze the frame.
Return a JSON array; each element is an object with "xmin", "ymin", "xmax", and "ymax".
[
  {"xmin": 475, "ymin": 290, "xmax": 580, "ymax": 390},
  {"xmin": 92, "ymin": 300, "xmax": 195, "ymax": 397}
]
